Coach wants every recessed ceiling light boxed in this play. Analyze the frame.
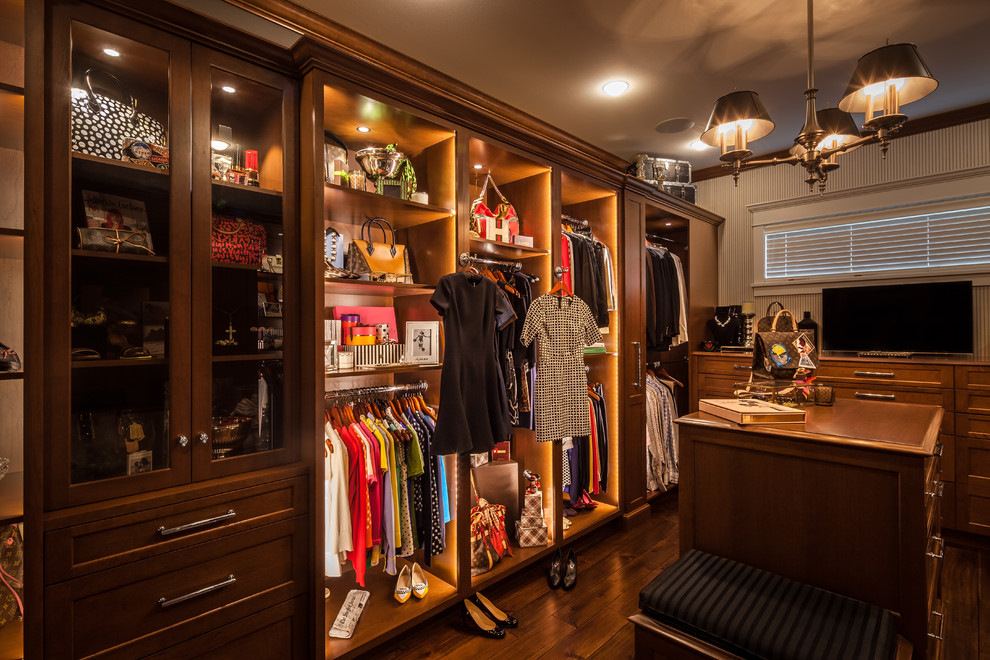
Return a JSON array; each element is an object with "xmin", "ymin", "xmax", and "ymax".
[
  {"xmin": 689, "ymin": 139, "xmax": 710, "ymax": 151},
  {"xmin": 665, "ymin": 222, "xmax": 673, "ymax": 226},
  {"xmin": 210, "ymin": 139, "xmax": 229, "ymax": 151},
  {"xmin": 601, "ymin": 80, "xmax": 630, "ymax": 97},
  {"xmin": 103, "ymin": 48, "xmax": 120, "ymax": 57},
  {"xmin": 221, "ymin": 85, "xmax": 236, "ymax": 94},
  {"xmin": 473, "ymin": 164, "xmax": 483, "ymax": 170},
  {"xmin": 356, "ymin": 126, "xmax": 371, "ymax": 133}
]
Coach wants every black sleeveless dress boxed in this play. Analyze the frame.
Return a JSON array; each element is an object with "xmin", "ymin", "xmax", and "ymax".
[{"xmin": 430, "ymin": 272, "xmax": 514, "ymax": 454}]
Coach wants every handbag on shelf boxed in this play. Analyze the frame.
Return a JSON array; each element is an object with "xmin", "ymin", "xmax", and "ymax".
[
  {"xmin": 76, "ymin": 227, "xmax": 155, "ymax": 256},
  {"xmin": 468, "ymin": 472, "xmax": 513, "ymax": 576},
  {"xmin": 345, "ymin": 217, "xmax": 412, "ymax": 283},
  {"xmin": 211, "ymin": 215, "xmax": 267, "ymax": 266},
  {"xmin": 752, "ymin": 308, "xmax": 819, "ymax": 381},
  {"xmin": 0, "ymin": 524, "xmax": 24, "ymax": 629},
  {"xmin": 470, "ymin": 174, "xmax": 519, "ymax": 242},
  {"xmin": 70, "ymin": 68, "xmax": 169, "ymax": 167}
]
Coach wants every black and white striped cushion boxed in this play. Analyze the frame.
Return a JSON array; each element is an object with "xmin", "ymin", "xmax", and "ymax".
[{"xmin": 639, "ymin": 549, "xmax": 897, "ymax": 660}]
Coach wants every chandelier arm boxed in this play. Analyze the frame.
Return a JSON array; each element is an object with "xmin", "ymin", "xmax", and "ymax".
[
  {"xmin": 739, "ymin": 155, "xmax": 801, "ymax": 168},
  {"xmin": 819, "ymin": 133, "xmax": 880, "ymax": 159}
]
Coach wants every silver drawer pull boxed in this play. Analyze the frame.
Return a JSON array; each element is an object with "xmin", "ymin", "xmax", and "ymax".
[
  {"xmin": 158, "ymin": 510, "xmax": 236, "ymax": 537},
  {"xmin": 929, "ymin": 610, "xmax": 944, "ymax": 641},
  {"xmin": 854, "ymin": 392, "xmax": 896, "ymax": 401},
  {"xmin": 732, "ymin": 364, "xmax": 750, "ymax": 370},
  {"xmin": 934, "ymin": 443, "xmax": 943, "ymax": 457},
  {"xmin": 854, "ymin": 370, "xmax": 895, "ymax": 378},
  {"xmin": 158, "ymin": 575, "xmax": 236, "ymax": 609},
  {"xmin": 927, "ymin": 535, "xmax": 945, "ymax": 560},
  {"xmin": 926, "ymin": 481, "xmax": 944, "ymax": 499}
]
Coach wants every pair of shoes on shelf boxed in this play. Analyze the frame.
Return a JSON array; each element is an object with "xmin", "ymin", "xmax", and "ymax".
[
  {"xmin": 325, "ymin": 260, "xmax": 361, "ymax": 280},
  {"xmin": 548, "ymin": 548, "xmax": 577, "ymax": 591},
  {"xmin": 571, "ymin": 492, "xmax": 598, "ymax": 510},
  {"xmin": 0, "ymin": 342, "xmax": 21, "ymax": 372},
  {"xmin": 394, "ymin": 562, "xmax": 428, "ymax": 603},
  {"xmin": 461, "ymin": 592, "xmax": 516, "ymax": 639}
]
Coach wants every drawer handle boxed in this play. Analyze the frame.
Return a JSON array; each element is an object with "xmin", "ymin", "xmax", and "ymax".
[
  {"xmin": 929, "ymin": 610, "xmax": 944, "ymax": 641},
  {"xmin": 633, "ymin": 342, "xmax": 642, "ymax": 388},
  {"xmin": 927, "ymin": 535, "xmax": 945, "ymax": 560},
  {"xmin": 854, "ymin": 370, "xmax": 895, "ymax": 378},
  {"xmin": 926, "ymin": 481, "xmax": 944, "ymax": 499},
  {"xmin": 158, "ymin": 509, "xmax": 236, "ymax": 537},
  {"xmin": 854, "ymin": 392, "xmax": 896, "ymax": 401},
  {"xmin": 732, "ymin": 365, "xmax": 750, "ymax": 370},
  {"xmin": 934, "ymin": 443, "xmax": 943, "ymax": 458},
  {"xmin": 158, "ymin": 574, "xmax": 236, "ymax": 609}
]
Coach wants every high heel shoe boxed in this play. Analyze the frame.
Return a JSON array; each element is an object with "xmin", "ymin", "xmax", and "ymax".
[
  {"xmin": 394, "ymin": 565, "xmax": 412, "ymax": 603},
  {"xmin": 471, "ymin": 592, "xmax": 518, "ymax": 628},
  {"xmin": 562, "ymin": 549, "xmax": 577, "ymax": 591},
  {"xmin": 548, "ymin": 548, "xmax": 563, "ymax": 590},
  {"xmin": 411, "ymin": 562, "xmax": 429, "ymax": 599},
  {"xmin": 462, "ymin": 599, "xmax": 506, "ymax": 639}
]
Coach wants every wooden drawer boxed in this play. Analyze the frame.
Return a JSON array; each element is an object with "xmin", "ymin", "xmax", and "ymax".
[
  {"xmin": 955, "ymin": 483, "xmax": 990, "ymax": 537},
  {"xmin": 956, "ymin": 389, "xmax": 990, "ymax": 415},
  {"xmin": 696, "ymin": 372, "xmax": 741, "ymax": 396},
  {"xmin": 817, "ymin": 360, "xmax": 953, "ymax": 388},
  {"xmin": 144, "ymin": 596, "xmax": 308, "ymax": 660},
  {"xmin": 695, "ymin": 354, "xmax": 754, "ymax": 376},
  {"xmin": 45, "ymin": 475, "xmax": 307, "ymax": 583},
  {"xmin": 942, "ymin": 481, "xmax": 956, "ymax": 530},
  {"xmin": 44, "ymin": 516, "xmax": 307, "ymax": 659},
  {"xmin": 822, "ymin": 383, "xmax": 954, "ymax": 410},
  {"xmin": 955, "ymin": 365, "xmax": 990, "ymax": 391},
  {"xmin": 925, "ymin": 532, "xmax": 943, "ymax": 615},
  {"xmin": 954, "ymin": 423, "xmax": 990, "ymax": 490}
]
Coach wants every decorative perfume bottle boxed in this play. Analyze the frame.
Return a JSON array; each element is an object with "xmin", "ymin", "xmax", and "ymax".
[{"xmin": 244, "ymin": 149, "xmax": 260, "ymax": 187}]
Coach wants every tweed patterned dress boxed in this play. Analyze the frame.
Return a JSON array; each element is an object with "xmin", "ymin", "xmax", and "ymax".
[{"xmin": 520, "ymin": 294, "xmax": 603, "ymax": 442}]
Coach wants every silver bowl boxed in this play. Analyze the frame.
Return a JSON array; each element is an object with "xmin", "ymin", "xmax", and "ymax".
[{"xmin": 355, "ymin": 148, "xmax": 404, "ymax": 180}]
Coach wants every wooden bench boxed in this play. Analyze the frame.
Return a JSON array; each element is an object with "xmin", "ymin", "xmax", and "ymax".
[{"xmin": 630, "ymin": 549, "xmax": 913, "ymax": 660}]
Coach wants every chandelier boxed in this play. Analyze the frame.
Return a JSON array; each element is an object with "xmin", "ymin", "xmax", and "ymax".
[{"xmin": 699, "ymin": 0, "xmax": 938, "ymax": 194}]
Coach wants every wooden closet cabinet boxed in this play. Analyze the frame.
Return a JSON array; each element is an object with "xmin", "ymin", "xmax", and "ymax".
[{"xmin": 26, "ymin": 3, "xmax": 308, "ymax": 657}]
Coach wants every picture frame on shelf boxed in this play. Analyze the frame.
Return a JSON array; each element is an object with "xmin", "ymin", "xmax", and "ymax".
[
  {"xmin": 263, "ymin": 302, "xmax": 283, "ymax": 318},
  {"xmin": 81, "ymin": 190, "xmax": 155, "ymax": 252},
  {"xmin": 405, "ymin": 321, "xmax": 440, "ymax": 364}
]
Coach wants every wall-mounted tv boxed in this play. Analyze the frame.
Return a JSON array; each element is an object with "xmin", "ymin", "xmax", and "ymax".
[{"xmin": 822, "ymin": 281, "xmax": 974, "ymax": 355}]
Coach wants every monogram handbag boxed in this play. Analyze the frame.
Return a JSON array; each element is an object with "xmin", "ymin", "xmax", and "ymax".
[
  {"xmin": 345, "ymin": 217, "xmax": 412, "ymax": 283},
  {"xmin": 71, "ymin": 69, "xmax": 169, "ymax": 166},
  {"xmin": 0, "ymin": 524, "xmax": 24, "ymax": 629},
  {"xmin": 752, "ymin": 308, "xmax": 819, "ymax": 380},
  {"xmin": 470, "ymin": 174, "xmax": 519, "ymax": 241},
  {"xmin": 470, "ymin": 498, "xmax": 513, "ymax": 576},
  {"xmin": 211, "ymin": 215, "xmax": 267, "ymax": 266}
]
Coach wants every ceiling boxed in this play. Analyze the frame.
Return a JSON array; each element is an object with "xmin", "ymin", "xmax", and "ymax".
[{"xmin": 189, "ymin": 0, "xmax": 990, "ymax": 170}]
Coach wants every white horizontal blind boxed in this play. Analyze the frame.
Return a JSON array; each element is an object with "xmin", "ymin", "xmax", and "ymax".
[{"xmin": 765, "ymin": 205, "xmax": 990, "ymax": 279}]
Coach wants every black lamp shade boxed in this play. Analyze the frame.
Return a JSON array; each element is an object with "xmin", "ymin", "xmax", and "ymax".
[
  {"xmin": 790, "ymin": 107, "xmax": 862, "ymax": 155},
  {"xmin": 838, "ymin": 43, "xmax": 937, "ymax": 113},
  {"xmin": 700, "ymin": 90, "xmax": 775, "ymax": 147}
]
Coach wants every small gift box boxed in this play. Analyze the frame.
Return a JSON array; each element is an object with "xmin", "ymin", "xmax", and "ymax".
[
  {"xmin": 519, "ymin": 514, "xmax": 544, "ymax": 528},
  {"xmin": 515, "ymin": 520, "xmax": 548, "ymax": 548},
  {"xmin": 470, "ymin": 453, "xmax": 489, "ymax": 468},
  {"xmin": 76, "ymin": 227, "xmax": 155, "ymax": 255},
  {"xmin": 522, "ymin": 492, "xmax": 543, "ymax": 518},
  {"xmin": 492, "ymin": 441, "xmax": 511, "ymax": 462}
]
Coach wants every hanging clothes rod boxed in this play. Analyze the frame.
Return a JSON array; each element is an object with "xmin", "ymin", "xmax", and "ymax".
[
  {"xmin": 646, "ymin": 234, "xmax": 677, "ymax": 244},
  {"xmin": 562, "ymin": 214, "xmax": 589, "ymax": 228},
  {"xmin": 325, "ymin": 380, "xmax": 428, "ymax": 401},
  {"xmin": 458, "ymin": 252, "xmax": 522, "ymax": 271}
]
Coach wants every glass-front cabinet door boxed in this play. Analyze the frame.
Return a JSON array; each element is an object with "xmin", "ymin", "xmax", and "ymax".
[
  {"xmin": 190, "ymin": 47, "xmax": 299, "ymax": 480},
  {"xmin": 45, "ymin": 5, "xmax": 193, "ymax": 508}
]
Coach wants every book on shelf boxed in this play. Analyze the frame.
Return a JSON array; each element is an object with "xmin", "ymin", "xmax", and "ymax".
[
  {"xmin": 583, "ymin": 343, "xmax": 607, "ymax": 354},
  {"xmin": 698, "ymin": 398, "xmax": 806, "ymax": 424}
]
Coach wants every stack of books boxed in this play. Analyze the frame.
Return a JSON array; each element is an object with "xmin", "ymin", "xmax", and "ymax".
[{"xmin": 699, "ymin": 398, "xmax": 806, "ymax": 424}]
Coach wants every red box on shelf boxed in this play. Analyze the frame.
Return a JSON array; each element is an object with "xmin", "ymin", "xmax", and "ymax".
[{"xmin": 491, "ymin": 441, "xmax": 511, "ymax": 462}]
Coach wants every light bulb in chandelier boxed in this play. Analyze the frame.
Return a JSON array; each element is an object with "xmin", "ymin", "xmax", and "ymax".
[{"xmin": 699, "ymin": 90, "xmax": 774, "ymax": 162}]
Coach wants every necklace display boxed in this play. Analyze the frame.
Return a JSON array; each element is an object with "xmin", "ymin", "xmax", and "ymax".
[{"xmin": 714, "ymin": 312, "xmax": 733, "ymax": 327}]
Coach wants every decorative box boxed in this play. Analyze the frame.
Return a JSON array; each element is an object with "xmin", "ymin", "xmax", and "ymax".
[
  {"xmin": 340, "ymin": 343, "xmax": 404, "ymax": 367},
  {"xmin": 469, "ymin": 453, "xmax": 489, "ymax": 468},
  {"xmin": 522, "ymin": 492, "xmax": 543, "ymax": 518},
  {"xmin": 492, "ymin": 441, "xmax": 511, "ymax": 462},
  {"xmin": 515, "ymin": 520, "xmax": 549, "ymax": 548},
  {"xmin": 519, "ymin": 514, "xmax": 544, "ymax": 528},
  {"xmin": 484, "ymin": 215, "xmax": 519, "ymax": 244},
  {"xmin": 511, "ymin": 235, "xmax": 534, "ymax": 248},
  {"xmin": 76, "ymin": 227, "xmax": 155, "ymax": 256},
  {"xmin": 662, "ymin": 182, "xmax": 697, "ymax": 205}
]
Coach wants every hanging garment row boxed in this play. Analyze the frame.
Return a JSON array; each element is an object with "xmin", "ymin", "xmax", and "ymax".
[
  {"xmin": 324, "ymin": 388, "xmax": 451, "ymax": 587},
  {"xmin": 430, "ymin": 264, "xmax": 541, "ymax": 455},
  {"xmin": 561, "ymin": 217, "xmax": 616, "ymax": 329},
  {"xmin": 645, "ymin": 368, "xmax": 679, "ymax": 492},
  {"xmin": 644, "ymin": 241, "xmax": 688, "ymax": 352},
  {"xmin": 561, "ymin": 381, "xmax": 610, "ymax": 514}
]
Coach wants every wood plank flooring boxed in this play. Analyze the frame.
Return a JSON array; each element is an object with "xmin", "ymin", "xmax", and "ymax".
[
  {"xmin": 367, "ymin": 494, "xmax": 986, "ymax": 659},
  {"xmin": 371, "ymin": 494, "xmax": 679, "ymax": 660}
]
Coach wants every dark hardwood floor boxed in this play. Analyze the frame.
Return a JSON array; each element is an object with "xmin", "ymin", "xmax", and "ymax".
[
  {"xmin": 371, "ymin": 494, "xmax": 680, "ymax": 660},
  {"xmin": 366, "ymin": 493, "xmax": 984, "ymax": 659}
]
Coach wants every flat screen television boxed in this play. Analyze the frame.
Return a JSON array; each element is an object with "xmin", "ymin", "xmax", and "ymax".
[{"xmin": 821, "ymin": 281, "xmax": 974, "ymax": 354}]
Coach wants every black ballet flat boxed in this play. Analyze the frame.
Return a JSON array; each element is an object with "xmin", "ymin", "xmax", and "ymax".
[
  {"xmin": 548, "ymin": 548, "xmax": 563, "ymax": 590},
  {"xmin": 462, "ymin": 599, "xmax": 506, "ymax": 639},
  {"xmin": 471, "ymin": 592, "xmax": 518, "ymax": 628},
  {"xmin": 562, "ymin": 549, "xmax": 577, "ymax": 591}
]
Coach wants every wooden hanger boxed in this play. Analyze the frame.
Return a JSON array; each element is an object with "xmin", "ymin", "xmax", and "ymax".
[
  {"xmin": 549, "ymin": 277, "xmax": 572, "ymax": 297},
  {"xmin": 652, "ymin": 362, "xmax": 684, "ymax": 389}
]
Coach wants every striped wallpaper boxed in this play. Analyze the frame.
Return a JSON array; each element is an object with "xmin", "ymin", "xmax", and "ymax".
[{"xmin": 697, "ymin": 118, "xmax": 990, "ymax": 358}]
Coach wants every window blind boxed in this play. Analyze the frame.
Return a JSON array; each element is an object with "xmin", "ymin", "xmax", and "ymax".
[{"xmin": 764, "ymin": 205, "xmax": 990, "ymax": 279}]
